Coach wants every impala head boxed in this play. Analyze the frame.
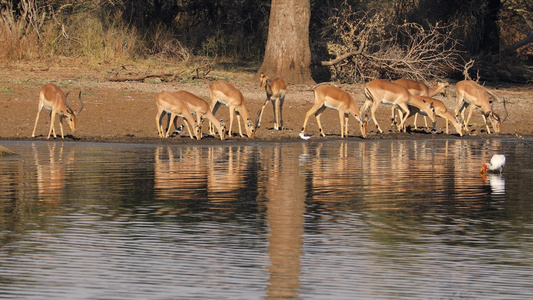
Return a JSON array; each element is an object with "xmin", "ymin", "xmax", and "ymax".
[
  {"xmin": 488, "ymin": 111, "xmax": 502, "ymax": 133},
  {"xmin": 356, "ymin": 114, "xmax": 372, "ymax": 138},
  {"xmin": 259, "ymin": 72, "xmax": 269, "ymax": 90},
  {"xmin": 437, "ymin": 81, "xmax": 450, "ymax": 96},
  {"xmin": 453, "ymin": 116, "xmax": 464, "ymax": 137},
  {"xmin": 246, "ymin": 118, "xmax": 256, "ymax": 138},
  {"xmin": 63, "ymin": 91, "xmax": 83, "ymax": 132}
]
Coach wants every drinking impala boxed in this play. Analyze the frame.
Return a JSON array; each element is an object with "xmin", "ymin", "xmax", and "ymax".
[{"xmin": 32, "ymin": 83, "xmax": 83, "ymax": 139}]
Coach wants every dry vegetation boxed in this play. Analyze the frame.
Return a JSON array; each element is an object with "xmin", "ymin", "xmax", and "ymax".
[{"xmin": 0, "ymin": 0, "xmax": 531, "ymax": 143}]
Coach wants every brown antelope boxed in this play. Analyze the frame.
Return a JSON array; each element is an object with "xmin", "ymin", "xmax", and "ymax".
[
  {"xmin": 256, "ymin": 73, "xmax": 286, "ymax": 130},
  {"xmin": 300, "ymin": 85, "xmax": 369, "ymax": 138},
  {"xmin": 393, "ymin": 79, "xmax": 449, "ymax": 129},
  {"xmin": 403, "ymin": 96, "xmax": 464, "ymax": 136},
  {"xmin": 155, "ymin": 91, "xmax": 200, "ymax": 139},
  {"xmin": 454, "ymin": 80, "xmax": 503, "ymax": 134},
  {"xmin": 32, "ymin": 83, "xmax": 84, "ymax": 139},
  {"xmin": 173, "ymin": 90, "xmax": 226, "ymax": 140},
  {"xmin": 209, "ymin": 80, "xmax": 255, "ymax": 138},
  {"xmin": 360, "ymin": 79, "xmax": 436, "ymax": 133}
]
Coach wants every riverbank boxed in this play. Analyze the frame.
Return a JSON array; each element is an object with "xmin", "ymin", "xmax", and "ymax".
[{"xmin": 1, "ymin": 61, "xmax": 531, "ymax": 144}]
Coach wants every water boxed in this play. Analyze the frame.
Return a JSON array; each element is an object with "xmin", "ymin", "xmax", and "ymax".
[{"xmin": 0, "ymin": 139, "xmax": 532, "ymax": 299}]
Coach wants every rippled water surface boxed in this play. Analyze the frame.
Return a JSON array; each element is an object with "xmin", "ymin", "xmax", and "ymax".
[{"xmin": 0, "ymin": 139, "xmax": 532, "ymax": 299}]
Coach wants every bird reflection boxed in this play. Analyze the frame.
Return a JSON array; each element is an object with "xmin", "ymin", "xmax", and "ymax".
[{"xmin": 483, "ymin": 174, "xmax": 505, "ymax": 195}]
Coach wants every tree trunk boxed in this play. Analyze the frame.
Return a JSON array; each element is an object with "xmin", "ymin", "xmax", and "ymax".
[
  {"xmin": 257, "ymin": 0, "xmax": 314, "ymax": 84},
  {"xmin": 481, "ymin": 0, "xmax": 502, "ymax": 54}
]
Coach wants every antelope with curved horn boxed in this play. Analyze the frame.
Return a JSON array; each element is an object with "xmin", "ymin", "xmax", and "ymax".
[
  {"xmin": 32, "ymin": 83, "xmax": 84, "ymax": 139},
  {"xmin": 256, "ymin": 73, "xmax": 286, "ymax": 130}
]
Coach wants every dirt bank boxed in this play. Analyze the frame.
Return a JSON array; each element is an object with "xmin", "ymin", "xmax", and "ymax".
[{"xmin": 1, "ymin": 61, "xmax": 531, "ymax": 144}]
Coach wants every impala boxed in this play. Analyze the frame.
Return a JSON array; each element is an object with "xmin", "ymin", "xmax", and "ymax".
[
  {"xmin": 454, "ymin": 80, "xmax": 502, "ymax": 134},
  {"xmin": 393, "ymin": 79, "xmax": 449, "ymax": 129},
  {"xmin": 155, "ymin": 91, "xmax": 200, "ymax": 139},
  {"xmin": 256, "ymin": 73, "xmax": 287, "ymax": 130},
  {"xmin": 32, "ymin": 83, "xmax": 84, "ymax": 139},
  {"xmin": 360, "ymin": 79, "xmax": 437, "ymax": 133},
  {"xmin": 300, "ymin": 85, "xmax": 369, "ymax": 138},
  {"xmin": 404, "ymin": 96, "xmax": 463, "ymax": 136},
  {"xmin": 173, "ymin": 90, "xmax": 226, "ymax": 140},
  {"xmin": 209, "ymin": 80, "xmax": 255, "ymax": 138}
]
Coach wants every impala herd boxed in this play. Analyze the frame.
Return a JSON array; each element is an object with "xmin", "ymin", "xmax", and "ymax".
[{"xmin": 32, "ymin": 75, "xmax": 506, "ymax": 141}]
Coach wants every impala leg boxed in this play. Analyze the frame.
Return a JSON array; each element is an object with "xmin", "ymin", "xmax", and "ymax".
[
  {"xmin": 32, "ymin": 107, "xmax": 43, "ymax": 138},
  {"xmin": 481, "ymin": 113, "xmax": 492, "ymax": 134},
  {"xmin": 59, "ymin": 115, "xmax": 65, "ymax": 139},
  {"xmin": 183, "ymin": 121, "xmax": 193, "ymax": 138},
  {"xmin": 210, "ymin": 101, "xmax": 222, "ymax": 135},
  {"xmin": 227, "ymin": 107, "xmax": 236, "ymax": 137},
  {"xmin": 183, "ymin": 113, "xmax": 199, "ymax": 140},
  {"xmin": 272, "ymin": 98, "xmax": 281, "ymax": 130},
  {"xmin": 395, "ymin": 108, "xmax": 404, "ymax": 132},
  {"xmin": 156, "ymin": 111, "xmax": 166, "ymax": 137},
  {"xmin": 235, "ymin": 109, "xmax": 244, "ymax": 137},
  {"xmin": 196, "ymin": 114, "xmax": 203, "ymax": 138},
  {"xmin": 370, "ymin": 103, "xmax": 383, "ymax": 133},
  {"xmin": 165, "ymin": 114, "xmax": 177, "ymax": 138},
  {"xmin": 413, "ymin": 112, "xmax": 419, "ymax": 129},
  {"xmin": 255, "ymin": 98, "xmax": 270, "ymax": 128},
  {"xmin": 47, "ymin": 111, "xmax": 56, "ymax": 139},
  {"xmin": 390, "ymin": 106, "xmax": 397, "ymax": 128},
  {"xmin": 398, "ymin": 104, "xmax": 410, "ymax": 132},
  {"xmin": 278, "ymin": 95, "xmax": 284, "ymax": 130},
  {"xmin": 344, "ymin": 114, "xmax": 349, "ymax": 137},
  {"xmin": 300, "ymin": 103, "xmax": 323, "ymax": 136},
  {"xmin": 338, "ymin": 110, "xmax": 345, "ymax": 138},
  {"xmin": 464, "ymin": 104, "xmax": 475, "ymax": 133},
  {"xmin": 315, "ymin": 106, "xmax": 327, "ymax": 137}
]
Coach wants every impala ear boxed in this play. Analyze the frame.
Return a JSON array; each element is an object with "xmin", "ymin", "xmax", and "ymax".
[{"xmin": 355, "ymin": 115, "xmax": 361, "ymax": 122}]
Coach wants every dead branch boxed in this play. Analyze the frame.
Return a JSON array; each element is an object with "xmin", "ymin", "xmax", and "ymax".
[
  {"xmin": 503, "ymin": 30, "xmax": 533, "ymax": 55},
  {"xmin": 319, "ymin": 2, "xmax": 461, "ymax": 83}
]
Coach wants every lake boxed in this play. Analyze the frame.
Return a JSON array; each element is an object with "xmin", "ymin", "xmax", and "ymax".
[{"xmin": 0, "ymin": 138, "xmax": 532, "ymax": 299}]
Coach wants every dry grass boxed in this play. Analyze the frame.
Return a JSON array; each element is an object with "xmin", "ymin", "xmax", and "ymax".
[{"xmin": 0, "ymin": 2, "xmax": 190, "ymax": 66}]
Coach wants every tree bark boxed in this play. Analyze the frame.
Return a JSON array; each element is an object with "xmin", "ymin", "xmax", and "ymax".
[
  {"xmin": 503, "ymin": 30, "xmax": 533, "ymax": 55},
  {"xmin": 257, "ymin": 0, "xmax": 314, "ymax": 84}
]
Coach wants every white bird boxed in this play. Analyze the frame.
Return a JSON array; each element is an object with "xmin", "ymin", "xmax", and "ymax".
[
  {"xmin": 480, "ymin": 154, "xmax": 506, "ymax": 175},
  {"xmin": 299, "ymin": 132, "xmax": 311, "ymax": 140}
]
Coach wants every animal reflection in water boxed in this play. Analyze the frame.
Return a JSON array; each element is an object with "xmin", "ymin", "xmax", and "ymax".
[{"xmin": 483, "ymin": 174, "xmax": 505, "ymax": 195}]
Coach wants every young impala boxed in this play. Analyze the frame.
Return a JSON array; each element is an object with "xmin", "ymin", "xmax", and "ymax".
[
  {"xmin": 403, "ymin": 96, "xmax": 463, "ymax": 136},
  {"xmin": 360, "ymin": 79, "xmax": 437, "ymax": 133},
  {"xmin": 155, "ymin": 91, "xmax": 200, "ymax": 139},
  {"xmin": 209, "ymin": 80, "xmax": 255, "ymax": 138},
  {"xmin": 256, "ymin": 73, "xmax": 286, "ymax": 130},
  {"xmin": 393, "ymin": 79, "xmax": 449, "ymax": 129},
  {"xmin": 173, "ymin": 90, "xmax": 226, "ymax": 140},
  {"xmin": 300, "ymin": 84, "xmax": 369, "ymax": 138},
  {"xmin": 454, "ymin": 80, "xmax": 503, "ymax": 134},
  {"xmin": 32, "ymin": 83, "xmax": 84, "ymax": 139}
]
